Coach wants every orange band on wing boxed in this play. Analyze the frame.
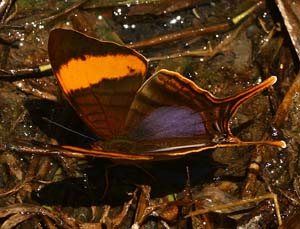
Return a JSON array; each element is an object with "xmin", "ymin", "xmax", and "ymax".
[{"xmin": 57, "ymin": 54, "xmax": 147, "ymax": 94}]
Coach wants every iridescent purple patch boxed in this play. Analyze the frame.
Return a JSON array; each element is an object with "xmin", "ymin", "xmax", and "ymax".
[{"xmin": 130, "ymin": 106, "xmax": 206, "ymax": 140}]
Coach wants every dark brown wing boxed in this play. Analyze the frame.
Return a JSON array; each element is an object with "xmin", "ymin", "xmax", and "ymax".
[{"xmin": 48, "ymin": 29, "xmax": 148, "ymax": 139}]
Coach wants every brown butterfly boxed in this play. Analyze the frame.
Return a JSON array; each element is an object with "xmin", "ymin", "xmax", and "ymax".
[{"xmin": 47, "ymin": 29, "xmax": 286, "ymax": 161}]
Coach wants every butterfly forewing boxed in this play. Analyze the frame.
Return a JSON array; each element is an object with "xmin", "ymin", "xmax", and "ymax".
[{"xmin": 48, "ymin": 29, "xmax": 148, "ymax": 139}]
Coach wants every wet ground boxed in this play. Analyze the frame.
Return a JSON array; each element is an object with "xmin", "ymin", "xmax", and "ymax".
[{"xmin": 0, "ymin": 0, "xmax": 299, "ymax": 228}]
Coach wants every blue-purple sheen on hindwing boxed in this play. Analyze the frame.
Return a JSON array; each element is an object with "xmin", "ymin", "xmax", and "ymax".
[{"xmin": 129, "ymin": 106, "xmax": 206, "ymax": 140}]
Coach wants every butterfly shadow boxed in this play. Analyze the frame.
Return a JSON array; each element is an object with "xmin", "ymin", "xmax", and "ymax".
[
  {"xmin": 24, "ymin": 98, "xmax": 98, "ymax": 146},
  {"xmin": 31, "ymin": 152, "xmax": 219, "ymax": 207}
]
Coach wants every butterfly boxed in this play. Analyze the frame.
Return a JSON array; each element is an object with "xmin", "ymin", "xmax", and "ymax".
[{"xmin": 47, "ymin": 28, "xmax": 286, "ymax": 161}]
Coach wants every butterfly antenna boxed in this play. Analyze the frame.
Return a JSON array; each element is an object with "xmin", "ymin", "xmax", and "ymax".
[{"xmin": 42, "ymin": 117, "xmax": 96, "ymax": 141}]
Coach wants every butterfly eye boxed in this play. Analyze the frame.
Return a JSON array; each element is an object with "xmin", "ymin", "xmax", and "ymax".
[{"xmin": 211, "ymin": 134, "xmax": 228, "ymax": 144}]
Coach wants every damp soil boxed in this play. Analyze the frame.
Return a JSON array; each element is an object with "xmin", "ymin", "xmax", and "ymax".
[{"xmin": 0, "ymin": 0, "xmax": 299, "ymax": 228}]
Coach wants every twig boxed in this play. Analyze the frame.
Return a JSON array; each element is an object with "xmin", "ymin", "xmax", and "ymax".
[
  {"xmin": 186, "ymin": 193, "xmax": 282, "ymax": 226},
  {"xmin": 128, "ymin": 1, "xmax": 263, "ymax": 49}
]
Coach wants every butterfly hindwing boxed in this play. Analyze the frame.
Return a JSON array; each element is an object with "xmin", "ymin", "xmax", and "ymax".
[{"xmin": 125, "ymin": 70, "xmax": 278, "ymax": 153}]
